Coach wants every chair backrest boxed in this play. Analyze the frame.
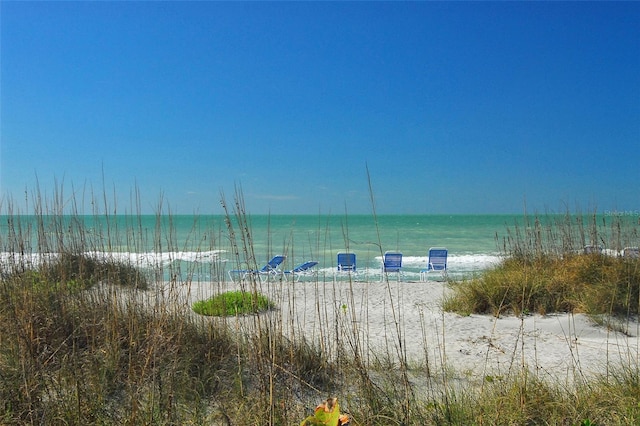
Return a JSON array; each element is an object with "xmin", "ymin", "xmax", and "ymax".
[
  {"xmin": 383, "ymin": 252, "xmax": 402, "ymax": 272},
  {"xmin": 260, "ymin": 255, "xmax": 286, "ymax": 272},
  {"xmin": 583, "ymin": 245, "xmax": 603, "ymax": 255},
  {"xmin": 337, "ymin": 252, "xmax": 356, "ymax": 272},
  {"xmin": 293, "ymin": 261, "xmax": 318, "ymax": 273},
  {"xmin": 427, "ymin": 248, "xmax": 448, "ymax": 271}
]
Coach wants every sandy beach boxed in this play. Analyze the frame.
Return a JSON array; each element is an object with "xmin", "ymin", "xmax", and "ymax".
[{"xmin": 140, "ymin": 275, "xmax": 640, "ymax": 386}]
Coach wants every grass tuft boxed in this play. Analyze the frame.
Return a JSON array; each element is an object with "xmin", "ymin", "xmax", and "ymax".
[{"xmin": 192, "ymin": 290, "xmax": 274, "ymax": 316}]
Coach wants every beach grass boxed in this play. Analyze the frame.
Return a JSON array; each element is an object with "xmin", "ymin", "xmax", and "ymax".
[
  {"xmin": 443, "ymin": 254, "xmax": 640, "ymax": 318},
  {"xmin": 1, "ymin": 190, "xmax": 640, "ymax": 424},
  {"xmin": 445, "ymin": 212, "xmax": 640, "ymax": 320}
]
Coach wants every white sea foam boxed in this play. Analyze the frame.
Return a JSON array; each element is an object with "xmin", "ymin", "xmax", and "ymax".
[
  {"xmin": 106, "ymin": 250, "xmax": 226, "ymax": 268},
  {"xmin": 0, "ymin": 250, "xmax": 226, "ymax": 269},
  {"xmin": 368, "ymin": 253, "xmax": 503, "ymax": 278},
  {"xmin": 393, "ymin": 254, "xmax": 502, "ymax": 271}
]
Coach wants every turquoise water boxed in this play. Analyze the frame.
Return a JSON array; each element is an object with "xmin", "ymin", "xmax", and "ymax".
[
  {"xmin": 1, "ymin": 213, "xmax": 637, "ymax": 281},
  {"xmin": 244, "ymin": 214, "xmax": 521, "ymax": 280}
]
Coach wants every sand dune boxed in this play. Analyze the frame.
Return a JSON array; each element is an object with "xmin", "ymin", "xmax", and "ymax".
[{"xmin": 148, "ymin": 276, "xmax": 639, "ymax": 384}]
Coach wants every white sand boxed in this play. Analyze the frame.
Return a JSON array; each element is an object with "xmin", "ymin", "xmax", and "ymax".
[{"xmin": 149, "ymin": 275, "xmax": 640, "ymax": 384}]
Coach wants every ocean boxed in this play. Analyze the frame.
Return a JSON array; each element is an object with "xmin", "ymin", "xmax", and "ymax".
[
  {"xmin": 0, "ymin": 214, "xmax": 518, "ymax": 281},
  {"xmin": 1, "ymin": 213, "xmax": 636, "ymax": 282},
  {"xmin": 224, "ymin": 214, "xmax": 510, "ymax": 280}
]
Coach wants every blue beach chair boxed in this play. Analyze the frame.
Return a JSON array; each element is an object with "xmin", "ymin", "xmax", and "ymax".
[
  {"xmin": 334, "ymin": 252, "xmax": 359, "ymax": 280},
  {"xmin": 337, "ymin": 252, "xmax": 357, "ymax": 273},
  {"xmin": 420, "ymin": 248, "xmax": 448, "ymax": 282},
  {"xmin": 583, "ymin": 245, "xmax": 603, "ymax": 255},
  {"xmin": 284, "ymin": 260, "xmax": 319, "ymax": 282},
  {"xmin": 381, "ymin": 251, "xmax": 403, "ymax": 281},
  {"xmin": 228, "ymin": 255, "xmax": 286, "ymax": 282}
]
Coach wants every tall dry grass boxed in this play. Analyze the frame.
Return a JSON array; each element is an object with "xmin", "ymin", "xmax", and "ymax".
[{"xmin": 1, "ymin": 187, "xmax": 640, "ymax": 424}]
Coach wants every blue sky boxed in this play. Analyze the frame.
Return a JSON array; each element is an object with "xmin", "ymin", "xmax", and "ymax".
[{"xmin": 1, "ymin": 1, "xmax": 638, "ymax": 215}]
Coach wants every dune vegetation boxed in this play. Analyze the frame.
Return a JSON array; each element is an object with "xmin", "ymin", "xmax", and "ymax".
[
  {"xmin": 192, "ymin": 290, "xmax": 274, "ymax": 316},
  {"xmin": 445, "ymin": 213, "xmax": 640, "ymax": 320},
  {"xmin": 1, "ymin": 189, "xmax": 639, "ymax": 425}
]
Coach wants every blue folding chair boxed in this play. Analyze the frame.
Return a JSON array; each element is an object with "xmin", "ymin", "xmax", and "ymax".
[
  {"xmin": 228, "ymin": 255, "xmax": 286, "ymax": 282},
  {"xmin": 284, "ymin": 260, "xmax": 319, "ymax": 282},
  {"xmin": 583, "ymin": 245, "xmax": 603, "ymax": 255},
  {"xmin": 334, "ymin": 252, "xmax": 359, "ymax": 280},
  {"xmin": 337, "ymin": 252, "xmax": 356, "ymax": 273},
  {"xmin": 381, "ymin": 251, "xmax": 403, "ymax": 281},
  {"xmin": 420, "ymin": 248, "xmax": 448, "ymax": 282}
]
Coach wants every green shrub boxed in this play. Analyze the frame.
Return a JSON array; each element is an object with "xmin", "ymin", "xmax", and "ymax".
[
  {"xmin": 192, "ymin": 290, "xmax": 274, "ymax": 316},
  {"xmin": 445, "ymin": 254, "xmax": 640, "ymax": 317}
]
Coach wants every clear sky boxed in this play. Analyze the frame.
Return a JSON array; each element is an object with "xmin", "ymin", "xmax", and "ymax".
[{"xmin": 1, "ymin": 1, "xmax": 638, "ymax": 215}]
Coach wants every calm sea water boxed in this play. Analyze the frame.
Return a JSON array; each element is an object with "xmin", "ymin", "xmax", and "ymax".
[{"xmin": 2, "ymin": 213, "xmax": 637, "ymax": 281}]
